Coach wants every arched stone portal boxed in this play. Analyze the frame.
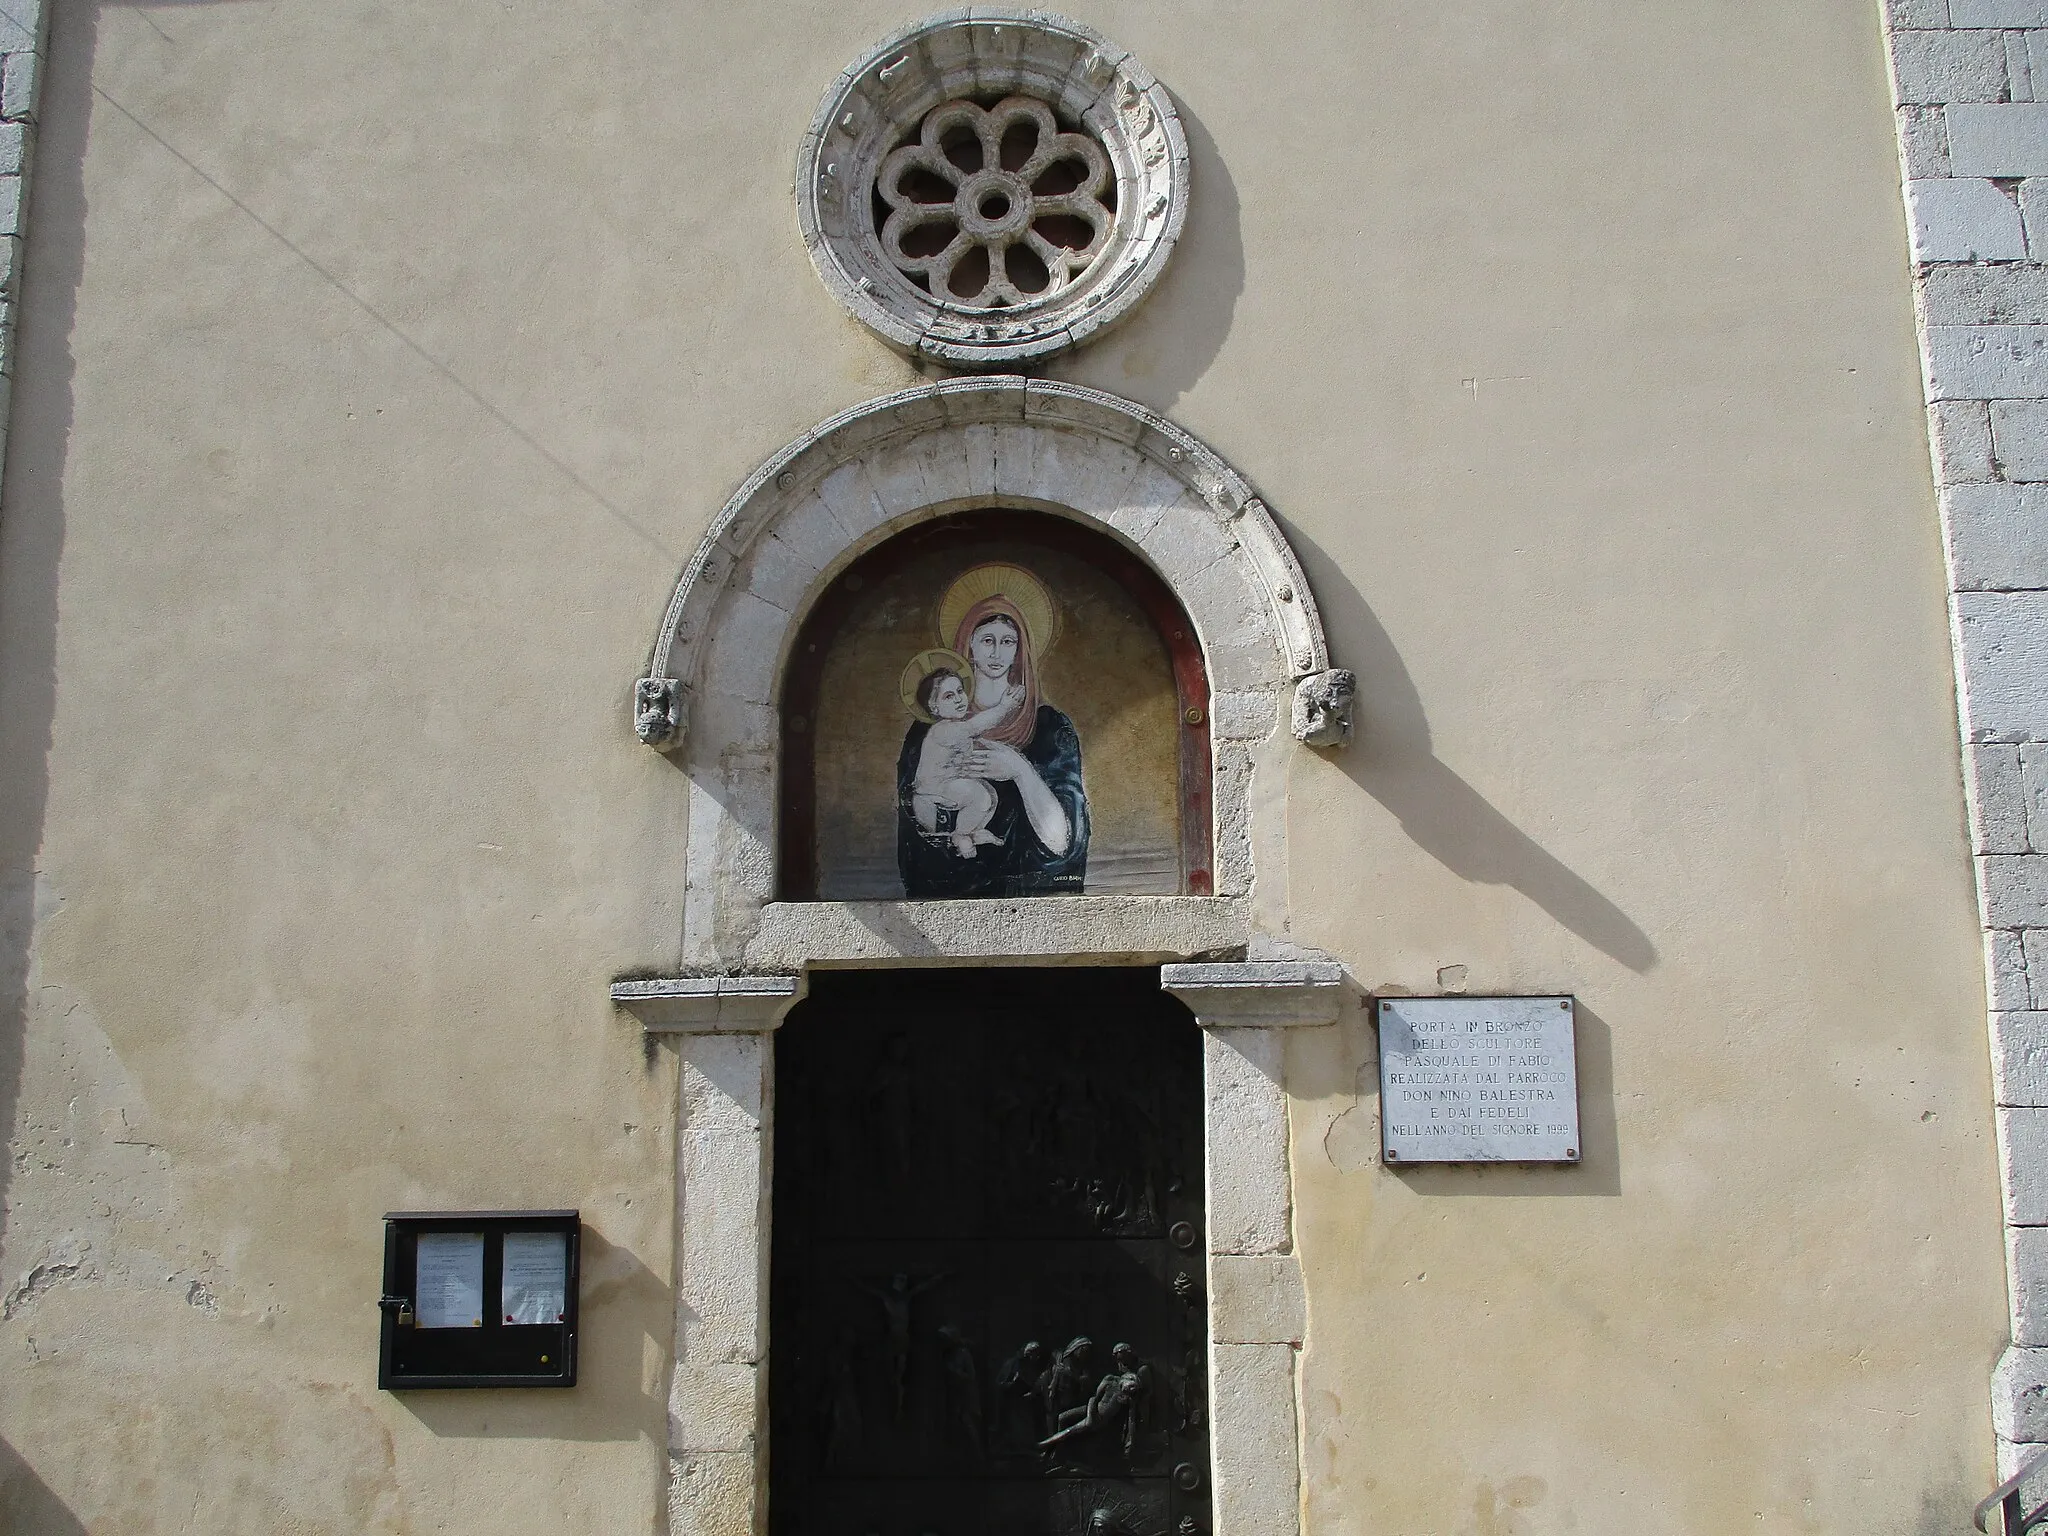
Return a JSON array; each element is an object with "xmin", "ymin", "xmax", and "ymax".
[
  {"xmin": 630, "ymin": 376, "xmax": 1352, "ymax": 967},
  {"xmin": 615, "ymin": 380, "xmax": 1352, "ymax": 1536}
]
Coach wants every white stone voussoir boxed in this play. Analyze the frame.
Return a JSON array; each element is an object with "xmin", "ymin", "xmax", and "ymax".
[
  {"xmin": 2023, "ymin": 179, "xmax": 2048, "ymax": 256},
  {"xmin": 1898, "ymin": 104, "xmax": 1954, "ymax": 179},
  {"xmin": 1925, "ymin": 262, "xmax": 2048, "ymax": 324},
  {"xmin": 1956, "ymin": 0, "xmax": 2048, "ymax": 26},
  {"xmin": 2014, "ymin": 1226, "xmax": 2048, "ymax": 1344},
  {"xmin": 1936, "ymin": 399, "xmax": 1999, "ymax": 483},
  {"xmin": 1927, "ymin": 325, "xmax": 2048, "ymax": 400},
  {"xmin": 1971, "ymin": 742, "xmax": 2031, "ymax": 852},
  {"xmin": 1944, "ymin": 482, "xmax": 2048, "ymax": 588},
  {"xmin": 2004, "ymin": 1105, "xmax": 2048, "ymax": 1222},
  {"xmin": 1955, "ymin": 591, "xmax": 2048, "ymax": 739},
  {"xmin": 1995, "ymin": 399, "xmax": 2048, "ymax": 480},
  {"xmin": 1995, "ymin": 929, "xmax": 2034, "ymax": 1010},
  {"xmin": 1896, "ymin": 31, "xmax": 2010, "ymax": 107},
  {"xmin": 1996, "ymin": 1011, "xmax": 2048, "ymax": 1104},
  {"xmin": 1909, "ymin": 178, "xmax": 2026, "ymax": 262},
  {"xmin": 1950, "ymin": 103, "xmax": 2048, "ymax": 176},
  {"xmin": 2024, "ymin": 929, "xmax": 2048, "ymax": 1002},
  {"xmin": 2021, "ymin": 742, "xmax": 2048, "ymax": 844},
  {"xmin": 1889, "ymin": 0, "xmax": 1951, "ymax": 25},
  {"xmin": 1985, "ymin": 855, "xmax": 2048, "ymax": 927},
  {"xmin": 1997, "ymin": 1343, "xmax": 2048, "ymax": 1442}
]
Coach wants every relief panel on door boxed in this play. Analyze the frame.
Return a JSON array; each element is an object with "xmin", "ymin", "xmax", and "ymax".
[{"xmin": 770, "ymin": 969, "xmax": 1210, "ymax": 1536}]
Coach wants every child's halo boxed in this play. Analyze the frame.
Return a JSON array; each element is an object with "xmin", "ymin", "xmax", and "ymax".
[{"xmin": 899, "ymin": 648, "xmax": 973, "ymax": 723}]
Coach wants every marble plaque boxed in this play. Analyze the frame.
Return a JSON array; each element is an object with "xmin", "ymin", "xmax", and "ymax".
[{"xmin": 1377, "ymin": 996, "xmax": 1581, "ymax": 1164}]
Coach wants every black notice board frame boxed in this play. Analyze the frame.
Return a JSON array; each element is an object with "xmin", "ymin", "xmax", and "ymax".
[{"xmin": 378, "ymin": 1210, "xmax": 580, "ymax": 1390}]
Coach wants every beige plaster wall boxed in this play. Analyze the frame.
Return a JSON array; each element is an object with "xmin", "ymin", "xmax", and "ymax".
[{"xmin": 0, "ymin": 1, "xmax": 2004, "ymax": 1533}]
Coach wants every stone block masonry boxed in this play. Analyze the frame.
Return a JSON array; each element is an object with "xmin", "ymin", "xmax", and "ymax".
[
  {"xmin": 1886, "ymin": 0, "xmax": 2048, "ymax": 1470},
  {"xmin": 0, "ymin": 0, "xmax": 44, "ymax": 459}
]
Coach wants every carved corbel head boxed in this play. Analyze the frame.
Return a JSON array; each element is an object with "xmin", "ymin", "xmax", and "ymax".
[
  {"xmin": 634, "ymin": 677, "xmax": 685, "ymax": 750},
  {"xmin": 1291, "ymin": 668, "xmax": 1356, "ymax": 749}
]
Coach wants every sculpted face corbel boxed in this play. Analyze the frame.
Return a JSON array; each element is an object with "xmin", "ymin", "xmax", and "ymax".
[
  {"xmin": 1291, "ymin": 668, "xmax": 1356, "ymax": 749},
  {"xmin": 635, "ymin": 677, "xmax": 685, "ymax": 750}
]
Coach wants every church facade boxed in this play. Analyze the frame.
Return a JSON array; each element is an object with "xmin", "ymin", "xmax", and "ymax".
[{"xmin": 0, "ymin": 1, "xmax": 2029, "ymax": 1532}]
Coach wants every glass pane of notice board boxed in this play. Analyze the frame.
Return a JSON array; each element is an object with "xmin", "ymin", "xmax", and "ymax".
[{"xmin": 379, "ymin": 1210, "xmax": 580, "ymax": 1389}]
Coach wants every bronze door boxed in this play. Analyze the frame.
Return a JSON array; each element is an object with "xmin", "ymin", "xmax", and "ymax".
[{"xmin": 770, "ymin": 968, "xmax": 1210, "ymax": 1536}]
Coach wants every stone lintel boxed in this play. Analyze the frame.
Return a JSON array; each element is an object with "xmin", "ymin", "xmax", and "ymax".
[
  {"xmin": 1161, "ymin": 960, "xmax": 1346, "ymax": 1027},
  {"xmin": 747, "ymin": 896, "xmax": 1250, "ymax": 969},
  {"xmin": 612, "ymin": 975, "xmax": 807, "ymax": 1033}
]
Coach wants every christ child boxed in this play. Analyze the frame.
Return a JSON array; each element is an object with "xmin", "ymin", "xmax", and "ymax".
[{"xmin": 913, "ymin": 667, "xmax": 1025, "ymax": 858}]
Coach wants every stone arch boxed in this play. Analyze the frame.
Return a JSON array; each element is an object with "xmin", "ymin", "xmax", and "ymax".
[{"xmin": 632, "ymin": 376, "xmax": 1351, "ymax": 966}]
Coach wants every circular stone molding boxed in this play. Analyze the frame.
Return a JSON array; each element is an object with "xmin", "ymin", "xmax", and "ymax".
[{"xmin": 796, "ymin": 10, "xmax": 1189, "ymax": 370}]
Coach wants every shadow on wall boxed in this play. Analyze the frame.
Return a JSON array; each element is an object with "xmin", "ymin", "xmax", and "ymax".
[
  {"xmin": 0, "ymin": 0, "xmax": 93, "ymax": 1274},
  {"xmin": 0, "ymin": 1436, "xmax": 88, "ymax": 1534},
  {"xmin": 393, "ymin": 1224, "xmax": 671, "ymax": 1444},
  {"xmin": 1050, "ymin": 95, "xmax": 1241, "ymax": 414},
  {"xmin": 1284, "ymin": 521, "xmax": 1659, "ymax": 977}
]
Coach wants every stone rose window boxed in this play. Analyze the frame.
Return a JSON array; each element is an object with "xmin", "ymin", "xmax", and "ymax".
[
  {"xmin": 797, "ymin": 11, "xmax": 1188, "ymax": 369},
  {"xmin": 877, "ymin": 96, "xmax": 1115, "ymax": 308}
]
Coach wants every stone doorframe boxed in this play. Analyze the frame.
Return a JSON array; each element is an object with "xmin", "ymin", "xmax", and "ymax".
[
  {"xmin": 615, "ymin": 378, "xmax": 1355, "ymax": 1533},
  {"xmin": 613, "ymin": 961, "xmax": 1343, "ymax": 1536}
]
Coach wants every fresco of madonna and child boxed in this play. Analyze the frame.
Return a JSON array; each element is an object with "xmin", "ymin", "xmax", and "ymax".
[
  {"xmin": 895, "ymin": 564, "xmax": 1089, "ymax": 898},
  {"xmin": 799, "ymin": 527, "xmax": 1189, "ymax": 902}
]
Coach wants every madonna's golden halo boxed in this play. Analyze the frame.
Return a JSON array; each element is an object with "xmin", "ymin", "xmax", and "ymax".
[
  {"xmin": 898, "ymin": 648, "xmax": 973, "ymax": 722},
  {"xmin": 936, "ymin": 562, "xmax": 1060, "ymax": 657}
]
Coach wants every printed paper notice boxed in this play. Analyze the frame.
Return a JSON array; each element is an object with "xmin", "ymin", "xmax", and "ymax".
[
  {"xmin": 501, "ymin": 1232, "xmax": 568, "ymax": 1325},
  {"xmin": 414, "ymin": 1232, "xmax": 485, "ymax": 1328}
]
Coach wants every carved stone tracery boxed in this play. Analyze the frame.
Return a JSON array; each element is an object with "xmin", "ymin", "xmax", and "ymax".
[
  {"xmin": 796, "ymin": 11, "xmax": 1189, "ymax": 369},
  {"xmin": 879, "ymin": 96, "xmax": 1115, "ymax": 309}
]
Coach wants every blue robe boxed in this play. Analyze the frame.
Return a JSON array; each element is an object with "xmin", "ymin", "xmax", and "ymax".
[{"xmin": 897, "ymin": 704, "xmax": 1090, "ymax": 898}]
